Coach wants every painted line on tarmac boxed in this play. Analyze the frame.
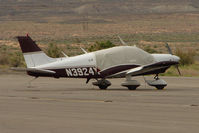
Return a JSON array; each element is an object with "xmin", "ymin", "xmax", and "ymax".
[
  {"xmin": 0, "ymin": 95, "xmax": 113, "ymax": 103},
  {"xmin": 29, "ymin": 97, "xmax": 111, "ymax": 103}
]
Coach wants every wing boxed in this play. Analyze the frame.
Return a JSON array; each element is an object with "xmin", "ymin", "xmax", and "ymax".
[
  {"xmin": 107, "ymin": 61, "xmax": 177, "ymax": 78},
  {"xmin": 126, "ymin": 64, "xmax": 169, "ymax": 76}
]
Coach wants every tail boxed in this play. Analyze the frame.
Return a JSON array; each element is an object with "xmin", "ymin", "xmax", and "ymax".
[{"xmin": 17, "ymin": 35, "xmax": 56, "ymax": 68}]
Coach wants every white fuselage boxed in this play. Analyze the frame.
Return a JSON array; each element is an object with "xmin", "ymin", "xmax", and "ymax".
[
  {"xmin": 36, "ymin": 53, "xmax": 97, "ymax": 70},
  {"xmin": 26, "ymin": 46, "xmax": 180, "ymax": 78}
]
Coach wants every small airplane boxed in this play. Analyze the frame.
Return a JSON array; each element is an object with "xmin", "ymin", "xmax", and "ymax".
[{"xmin": 14, "ymin": 34, "xmax": 180, "ymax": 90}]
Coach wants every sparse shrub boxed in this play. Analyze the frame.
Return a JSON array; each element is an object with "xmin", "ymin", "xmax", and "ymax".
[
  {"xmin": 47, "ymin": 43, "xmax": 61, "ymax": 58},
  {"xmin": 75, "ymin": 38, "xmax": 81, "ymax": 43},
  {"xmin": 175, "ymin": 48, "xmax": 196, "ymax": 66},
  {"xmin": 0, "ymin": 54, "xmax": 9, "ymax": 65},
  {"xmin": 9, "ymin": 52, "xmax": 25, "ymax": 67},
  {"xmin": 144, "ymin": 45, "xmax": 157, "ymax": 53},
  {"xmin": 0, "ymin": 45, "xmax": 10, "ymax": 65},
  {"xmin": 88, "ymin": 40, "xmax": 115, "ymax": 52}
]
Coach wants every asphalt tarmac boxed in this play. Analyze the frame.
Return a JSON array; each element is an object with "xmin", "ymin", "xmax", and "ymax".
[{"xmin": 0, "ymin": 74, "xmax": 199, "ymax": 133}]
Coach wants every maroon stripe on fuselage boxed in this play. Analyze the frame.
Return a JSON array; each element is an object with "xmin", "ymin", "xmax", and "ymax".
[
  {"xmin": 27, "ymin": 67, "xmax": 101, "ymax": 78},
  {"xmin": 27, "ymin": 65, "xmax": 139, "ymax": 78},
  {"xmin": 99, "ymin": 64, "xmax": 139, "ymax": 77}
]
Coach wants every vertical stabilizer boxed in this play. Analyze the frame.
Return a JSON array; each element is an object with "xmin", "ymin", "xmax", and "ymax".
[{"xmin": 17, "ymin": 35, "xmax": 56, "ymax": 68}]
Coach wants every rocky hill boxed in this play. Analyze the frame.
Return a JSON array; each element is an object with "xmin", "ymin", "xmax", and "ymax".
[{"xmin": 1, "ymin": 0, "xmax": 199, "ymax": 22}]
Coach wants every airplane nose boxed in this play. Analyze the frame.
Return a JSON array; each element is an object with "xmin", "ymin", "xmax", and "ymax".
[{"xmin": 173, "ymin": 55, "xmax": 180, "ymax": 62}]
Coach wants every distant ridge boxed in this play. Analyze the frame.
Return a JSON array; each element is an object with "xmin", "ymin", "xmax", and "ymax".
[{"xmin": 0, "ymin": 0, "xmax": 199, "ymax": 21}]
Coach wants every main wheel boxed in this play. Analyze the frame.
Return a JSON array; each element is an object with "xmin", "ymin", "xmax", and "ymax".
[
  {"xmin": 156, "ymin": 85, "xmax": 165, "ymax": 90},
  {"xmin": 128, "ymin": 86, "xmax": 137, "ymax": 90},
  {"xmin": 99, "ymin": 85, "xmax": 108, "ymax": 90}
]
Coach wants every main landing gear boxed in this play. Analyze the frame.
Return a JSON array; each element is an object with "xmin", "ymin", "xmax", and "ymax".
[
  {"xmin": 92, "ymin": 74, "xmax": 167, "ymax": 90},
  {"xmin": 92, "ymin": 79, "xmax": 111, "ymax": 90},
  {"xmin": 145, "ymin": 74, "xmax": 167, "ymax": 90},
  {"xmin": 121, "ymin": 75, "xmax": 140, "ymax": 90}
]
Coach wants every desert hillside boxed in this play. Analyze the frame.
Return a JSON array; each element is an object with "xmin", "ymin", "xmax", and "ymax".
[
  {"xmin": 1, "ymin": 0, "xmax": 199, "ymax": 22},
  {"xmin": 0, "ymin": 0, "xmax": 199, "ymax": 76}
]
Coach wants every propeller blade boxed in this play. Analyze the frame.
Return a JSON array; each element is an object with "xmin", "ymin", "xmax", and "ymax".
[
  {"xmin": 175, "ymin": 65, "xmax": 182, "ymax": 76},
  {"xmin": 165, "ymin": 43, "xmax": 181, "ymax": 75},
  {"xmin": 165, "ymin": 43, "xmax": 173, "ymax": 55}
]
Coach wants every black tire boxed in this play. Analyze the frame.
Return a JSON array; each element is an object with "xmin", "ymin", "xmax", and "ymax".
[
  {"xmin": 128, "ymin": 86, "xmax": 137, "ymax": 90},
  {"xmin": 156, "ymin": 86, "xmax": 165, "ymax": 90},
  {"xmin": 99, "ymin": 85, "xmax": 108, "ymax": 90}
]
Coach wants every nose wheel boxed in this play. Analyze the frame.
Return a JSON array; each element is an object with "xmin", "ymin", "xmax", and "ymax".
[
  {"xmin": 155, "ymin": 85, "xmax": 165, "ymax": 90},
  {"xmin": 145, "ymin": 74, "xmax": 167, "ymax": 90}
]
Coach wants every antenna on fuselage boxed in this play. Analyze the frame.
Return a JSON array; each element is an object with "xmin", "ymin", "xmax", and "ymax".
[
  {"xmin": 118, "ymin": 35, "xmax": 128, "ymax": 46},
  {"xmin": 80, "ymin": 47, "xmax": 88, "ymax": 54},
  {"xmin": 61, "ymin": 51, "xmax": 68, "ymax": 57},
  {"xmin": 117, "ymin": 35, "xmax": 136, "ymax": 47}
]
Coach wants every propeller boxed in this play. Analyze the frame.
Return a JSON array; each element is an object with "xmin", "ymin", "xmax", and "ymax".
[
  {"xmin": 165, "ymin": 43, "xmax": 182, "ymax": 76},
  {"xmin": 165, "ymin": 43, "xmax": 173, "ymax": 55}
]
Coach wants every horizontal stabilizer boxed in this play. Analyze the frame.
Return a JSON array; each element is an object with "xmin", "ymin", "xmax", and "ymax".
[
  {"xmin": 11, "ymin": 67, "xmax": 56, "ymax": 74},
  {"xmin": 10, "ymin": 67, "xmax": 27, "ymax": 72}
]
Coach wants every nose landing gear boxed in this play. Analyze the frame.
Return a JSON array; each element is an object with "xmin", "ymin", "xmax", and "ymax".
[{"xmin": 145, "ymin": 74, "xmax": 167, "ymax": 90}]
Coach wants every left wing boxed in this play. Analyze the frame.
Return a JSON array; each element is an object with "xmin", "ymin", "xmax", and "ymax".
[
  {"xmin": 126, "ymin": 64, "xmax": 169, "ymax": 76},
  {"xmin": 107, "ymin": 61, "xmax": 177, "ymax": 78}
]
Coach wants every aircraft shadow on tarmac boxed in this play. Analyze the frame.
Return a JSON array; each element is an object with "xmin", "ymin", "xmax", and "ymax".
[{"xmin": 16, "ymin": 87, "xmax": 173, "ymax": 92}]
